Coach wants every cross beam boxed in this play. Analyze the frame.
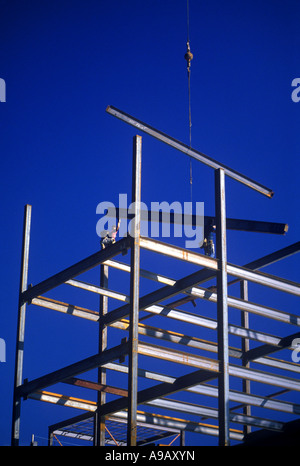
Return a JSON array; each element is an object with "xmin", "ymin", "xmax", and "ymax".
[{"xmin": 106, "ymin": 105, "xmax": 274, "ymax": 198}]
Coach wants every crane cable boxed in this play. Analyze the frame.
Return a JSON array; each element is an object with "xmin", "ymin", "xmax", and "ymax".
[{"xmin": 184, "ymin": 0, "xmax": 193, "ymax": 204}]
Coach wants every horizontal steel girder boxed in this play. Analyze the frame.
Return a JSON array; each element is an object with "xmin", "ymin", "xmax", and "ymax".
[
  {"xmin": 106, "ymin": 105, "xmax": 274, "ymax": 198},
  {"xmin": 98, "ymin": 368, "xmax": 216, "ymax": 417},
  {"xmin": 139, "ymin": 237, "xmax": 300, "ymax": 296},
  {"xmin": 16, "ymin": 341, "xmax": 129, "ymax": 398},
  {"xmin": 104, "ymin": 362, "xmax": 300, "ymax": 416},
  {"xmin": 42, "ymin": 394, "xmax": 244, "ymax": 441},
  {"xmin": 31, "ymin": 295, "xmax": 281, "ymax": 346},
  {"xmin": 147, "ymin": 398, "xmax": 284, "ymax": 432},
  {"xmin": 32, "ymin": 389, "xmax": 283, "ymax": 434},
  {"xmin": 113, "ymin": 207, "xmax": 288, "ymax": 235},
  {"xmin": 132, "ymin": 236, "xmax": 300, "ymax": 296},
  {"xmin": 138, "ymin": 342, "xmax": 300, "ymax": 392},
  {"xmin": 31, "ymin": 295, "xmax": 300, "ymax": 375},
  {"xmin": 21, "ymin": 236, "xmax": 131, "ymax": 304}
]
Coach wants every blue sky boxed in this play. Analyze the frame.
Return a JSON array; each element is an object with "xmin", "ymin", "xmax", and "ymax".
[{"xmin": 0, "ymin": 0, "xmax": 299, "ymax": 446}]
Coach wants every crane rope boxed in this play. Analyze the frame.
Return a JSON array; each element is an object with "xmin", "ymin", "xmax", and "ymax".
[{"xmin": 184, "ymin": 0, "xmax": 193, "ymax": 205}]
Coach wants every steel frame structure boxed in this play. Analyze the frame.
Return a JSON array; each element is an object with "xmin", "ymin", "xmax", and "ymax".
[{"xmin": 11, "ymin": 107, "xmax": 300, "ymax": 446}]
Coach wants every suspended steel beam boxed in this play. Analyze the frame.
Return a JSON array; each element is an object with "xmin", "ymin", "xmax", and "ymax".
[
  {"xmin": 114, "ymin": 207, "xmax": 288, "ymax": 235},
  {"xmin": 106, "ymin": 105, "xmax": 274, "ymax": 198}
]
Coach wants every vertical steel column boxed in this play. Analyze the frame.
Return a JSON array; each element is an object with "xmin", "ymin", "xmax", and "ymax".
[
  {"xmin": 94, "ymin": 264, "xmax": 109, "ymax": 446},
  {"xmin": 215, "ymin": 169, "xmax": 230, "ymax": 446},
  {"xmin": 127, "ymin": 135, "xmax": 142, "ymax": 446},
  {"xmin": 180, "ymin": 430, "xmax": 185, "ymax": 446},
  {"xmin": 11, "ymin": 204, "xmax": 32, "ymax": 446},
  {"xmin": 48, "ymin": 430, "xmax": 54, "ymax": 446},
  {"xmin": 240, "ymin": 280, "xmax": 251, "ymax": 436}
]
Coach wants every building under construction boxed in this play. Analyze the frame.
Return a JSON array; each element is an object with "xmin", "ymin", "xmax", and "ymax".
[{"xmin": 11, "ymin": 106, "xmax": 300, "ymax": 446}]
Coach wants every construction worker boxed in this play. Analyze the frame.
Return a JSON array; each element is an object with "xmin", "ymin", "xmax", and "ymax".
[
  {"xmin": 200, "ymin": 220, "xmax": 216, "ymax": 258},
  {"xmin": 101, "ymin": 220, "xmax": 121, "ymax": 249}
]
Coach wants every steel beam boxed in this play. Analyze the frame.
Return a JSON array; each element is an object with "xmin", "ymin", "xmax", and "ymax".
[
  {"xmin": 240, "ymin": 280, "xmax": 251, "ymax": 436},
  {"xmin": 113, "ymin": 410, "xmax": 244, "ymax": 441},
  {"xmin": 244, "ymin": 331, "xmax": 300, "ymax": 363},
  {"xmin": 21, "ymin": 236, "xmax": 131, "ymax": 304},
  {"xmin": 32, "ymin": 295, "xmax": 300, "ymax": 376},
  {"xmin": 104, "ymin": 241, "xmax": 300, "ymax": 287},
  {"xmin": 230, "ymin": 241, "xmax": 300, "ymax": 280},
  {"xmin": 102, "ymin": 265, "xmax": 219, "ymax": 327},
  {"xmin": 31, "ymin": 293, "xmax": 298, "ymax": 354},
  {"xmin": 148, "ymin": 398, "xmax": 284, "ymax": 432},
  {"xmin": 137, "ymin": 342, "xmax": 300, "ymax": 391},
  {"xmin": 99, "ymin": 368, "xmax": 215, "ymax": 418},
  {"xmin": 227, "ymin": 263, "xmax": 300, "ymax": 296},
  {"xmin": 105, "ymin": 362, "xmax": 300, "ymax": 416},
  {"xmin": 94, "ymin": 264, "xmax": 109, "ymax": 446},
  {"xmin": 31, "ymin": 296, "xmax": 100, "ymax": 321},
  {"xmin": 138, "ymin": 237, "xmax": 300, "ymax": 296},
  {"xmin": 11, "ymin": 204, "xmax": 32, "ymax": 446},
  {"xmin": 139, "ymin": 236, "xmax": 218, "ymax": 269},
  {"xmin": 170, "ymin": 241, "xmax": 300, "ymax": 307},
  {"xmin": 127, "ymin": 135, "xmax": 142, "ymax": 446},
  {"xmin": 106, "ymin": 105, "xmax": 274, "ymax": 198},
  {"xmin": 17, "ymin": 341, "xmax": 129, "ymax": 398},
  {"xmin": 66, "ymin": 278, "xmax": 129, "ymax": 302},
  {"xmin": 49, "ymin": 405, "xmax": 244, "ymax": 442},
  {"xmin": 64, "ymin": 377, "xmax": 128, "ymax": 397},
  {"xmin": 102, "ymin": 252, "xmax": 300, "ymax": 325},
  {"xmin": 215, "ymin": 169, "xmax": 230, "ymax": 446},
  {"xmin": 114, "ymin": 207, "xmax": 288, "ymax": 235}
]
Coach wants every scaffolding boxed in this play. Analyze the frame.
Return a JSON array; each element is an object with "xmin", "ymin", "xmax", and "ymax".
[{"xmin": 11, "ymin": 106, "xmax": 300, "ymax": 446}]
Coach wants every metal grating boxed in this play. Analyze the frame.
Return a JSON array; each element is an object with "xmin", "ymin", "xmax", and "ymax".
[{"xmin": 51, "ymin": 415, "xmax": 179, "ymax": 446}]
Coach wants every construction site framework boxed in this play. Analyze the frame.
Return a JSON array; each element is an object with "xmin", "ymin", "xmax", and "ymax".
[{"xmin": 11, "ymin": 107, "xmax": 300, "ymax": 446}]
